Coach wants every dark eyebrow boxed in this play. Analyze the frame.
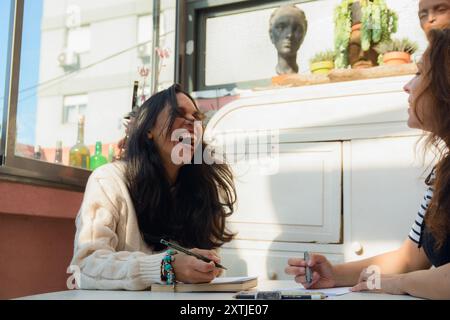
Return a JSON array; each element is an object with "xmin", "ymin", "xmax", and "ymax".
[{"xmin": 435, "ymin": 3, "xmax": 449, "ymax": 9}]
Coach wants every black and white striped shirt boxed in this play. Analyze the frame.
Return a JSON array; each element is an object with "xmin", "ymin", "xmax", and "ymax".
[{"xmin": 409, "ymin": 170, "xmax": 435, "ymax": 245}]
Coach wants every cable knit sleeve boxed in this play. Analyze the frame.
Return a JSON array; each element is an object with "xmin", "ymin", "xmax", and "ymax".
[{"xmin": 70, "ymin": 167, "xmax": 165, "ymax": 290}]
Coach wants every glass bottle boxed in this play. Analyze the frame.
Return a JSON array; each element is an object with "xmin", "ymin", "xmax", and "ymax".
[
  {"xmin": 90, "ymin": 141, "xmax": 108, "ymax": 170},
  {"xmin": 54, "ymin": 140, "xmax": 63, "ymax": 164},
  {"xmin": 108, "ymin": 144, "xmax": 115, "ymax": 163},
  {"xmin": 69, "ymin": 115, "xmax": 90, "ymax": 169},
  {"xmin": 33, "ymin": 145, "xmax": 42, "ymax": 160}
]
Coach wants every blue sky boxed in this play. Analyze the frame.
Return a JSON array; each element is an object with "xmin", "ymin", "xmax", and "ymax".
[
  {"xmin": 0, "ymin": 0, "xmax": 12, "ymax": 139},
  {"xmin": 1, "ymin": 0, "xmax": 42, "ymax": 146}
]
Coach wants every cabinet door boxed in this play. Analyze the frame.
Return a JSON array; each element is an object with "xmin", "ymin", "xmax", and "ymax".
[
  {"xmin": 228, "ymin": 142, "xmax": 342, "ymax": 243},
  {"xmin": 348, "ymin": 136, "xmax": 433, "ymax": 259}
]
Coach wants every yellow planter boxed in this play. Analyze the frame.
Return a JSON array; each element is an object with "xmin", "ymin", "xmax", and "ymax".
[{"xmin": 310, "ymin": 61, "xmax": 335, "ymax": 75}]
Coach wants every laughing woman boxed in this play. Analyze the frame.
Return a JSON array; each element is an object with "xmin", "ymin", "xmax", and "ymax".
[
  {"xmin": 69, "ymin": 84, "xmax": 236, "ymax": 290},
  {"xmin": 285, "ymin": 29, "xmax": 450, "ymax": 299}
]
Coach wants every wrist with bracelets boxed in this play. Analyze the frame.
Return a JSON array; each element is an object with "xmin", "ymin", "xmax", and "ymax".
[{"xmin": 161, "ymin": 249, "xmax": 177, "ymax": 285}]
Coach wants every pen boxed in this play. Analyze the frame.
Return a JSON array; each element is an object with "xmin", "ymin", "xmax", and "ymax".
[
  {"xmin": 304, "ymin": 251, "xmax": 312, "ymax": 285},
  {"xmin": 160, "ymin": 239, "xmax": 227, "ymax": 270},
  {"xmin": 283, "ymin": 294, "xmax": 326, "ymax": 300}
]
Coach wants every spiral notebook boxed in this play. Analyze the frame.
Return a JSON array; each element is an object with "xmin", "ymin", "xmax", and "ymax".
[{"xmin": 151, "ymin": 276, "xmax": 258, "ymax": 293}]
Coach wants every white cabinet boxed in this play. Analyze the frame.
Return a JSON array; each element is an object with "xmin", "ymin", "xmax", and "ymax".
[{"xmin": 205, "ymin": 75, "xmax": 429, "ymax": 280}]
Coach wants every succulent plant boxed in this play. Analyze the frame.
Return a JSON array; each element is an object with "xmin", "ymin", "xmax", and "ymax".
[
  {"xmin": 309, "ymin": 50, "xmax": 336, "ymax": 64},
  {"xmin": 374, "ymin": 38, "xmax": 419, "ymax": 55},
  {"xmin": 334, "ymin": 0, "xmax": 398, "ymax": 68}
]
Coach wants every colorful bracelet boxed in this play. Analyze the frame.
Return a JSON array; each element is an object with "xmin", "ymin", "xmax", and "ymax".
[{"xmin": 161, "ymin": 249, "xmax": 177, "ymax": 285}]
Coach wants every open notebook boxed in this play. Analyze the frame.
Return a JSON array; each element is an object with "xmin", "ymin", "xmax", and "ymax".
[{"xmin": 151, "ymin": 276, "xmax": 258, "ymax": 293}]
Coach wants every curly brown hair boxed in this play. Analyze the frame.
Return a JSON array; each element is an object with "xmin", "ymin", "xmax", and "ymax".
[{"xmin": 414, "ymin": 28, "xmax": 450, "ymax": 249}]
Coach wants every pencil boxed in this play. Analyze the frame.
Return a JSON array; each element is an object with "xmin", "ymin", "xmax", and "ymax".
[
  {"xmin": 160, "ymin": 239, "xmax": 228, "ymax": 270},
  {"xmin": 304, "ymin": 251, "xmax": 312, "ymax": 285}
]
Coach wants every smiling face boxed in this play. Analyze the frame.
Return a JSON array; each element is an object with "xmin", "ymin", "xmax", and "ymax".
[
  {"xmin": 419, "ymin": 0, "xmax": 450, "ymax": 35},
  {"xmin": 149, "ymin": 93, "xmax": 204, "ymax": 166},
  {"xmin": 269, "ymin": 6, "xmax": 307, "ymax": 58}
]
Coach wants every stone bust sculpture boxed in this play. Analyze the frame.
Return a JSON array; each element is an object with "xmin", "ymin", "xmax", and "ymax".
[{"xmin": 269, "ymin": 4, "xmax": 308, "ymax": 75}]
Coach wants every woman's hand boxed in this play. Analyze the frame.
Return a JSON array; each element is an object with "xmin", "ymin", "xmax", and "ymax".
[
  {"xmin": 351, "ymin": 268, "xmax": 406, "ymax": 295},
  {"xmin": 285, "ymin": 254, "xmax": 336, "ymax": 289},
  {"xmin": 172, "ymin": 248, "xmax": 223, "ymax": 283}
]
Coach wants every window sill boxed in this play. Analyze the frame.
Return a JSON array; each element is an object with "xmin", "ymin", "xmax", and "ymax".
[{"xmin": 0, "ymin": 165, "xmax": 87, "ymax": 193}]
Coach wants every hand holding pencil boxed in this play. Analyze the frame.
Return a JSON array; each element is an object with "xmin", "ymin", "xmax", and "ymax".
[
  {"xmin": 161, "ymin": 240, "xmax": 224, "ymax": 284},
  {"xmin": 284, "ymin": 253, "xmax": 337, "ymax": 289}
]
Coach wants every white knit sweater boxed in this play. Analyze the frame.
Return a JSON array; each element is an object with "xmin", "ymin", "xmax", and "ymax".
[{"xmin": 70, "ymin": 161, "xmax": 166, "ymax": 290}]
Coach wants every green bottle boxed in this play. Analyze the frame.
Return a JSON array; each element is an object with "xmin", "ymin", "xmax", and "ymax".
[{"xmin": 90, "ymin": 141, "xmax": 108, "ymax": 170}]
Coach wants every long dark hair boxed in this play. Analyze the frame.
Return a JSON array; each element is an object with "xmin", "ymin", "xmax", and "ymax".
[
  {"xmin": 124, "ymin": 84, "xmax": 236, "ymax": 251},
  {"xmin": 415, "ymin": 29, "xmax": 450, "ymax": 249}
]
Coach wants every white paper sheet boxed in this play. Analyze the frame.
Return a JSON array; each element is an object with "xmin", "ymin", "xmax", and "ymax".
[
  {"xmin": 211, "ymin": 276, "xmax": 258, "ymax": 284},
  {"xmin": 280, "ymin": 287, "xmax": 352, "ymax": 296}
]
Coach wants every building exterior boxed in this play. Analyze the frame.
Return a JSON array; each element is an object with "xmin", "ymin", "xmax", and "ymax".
[{"xmin": 34, "ymin": 0, "xmax": 176, "ymax": 159}]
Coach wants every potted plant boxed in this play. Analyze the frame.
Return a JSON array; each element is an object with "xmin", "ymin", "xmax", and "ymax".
[
  {"xmin": 309, "ymin": 50, "xmax": 336, "ymax": 74},
  {"xmin": 374, "ymin": 38, "xmax": 419, "ymax": 65},
  {"xmin": 334, "ymin": 0, "xmax": 398, "ymax": 69}
]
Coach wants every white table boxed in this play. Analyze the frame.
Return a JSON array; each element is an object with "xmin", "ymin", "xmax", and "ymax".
[{"xmin": 17, "ymin": 280, "xmax": 420, "ymax": 300}]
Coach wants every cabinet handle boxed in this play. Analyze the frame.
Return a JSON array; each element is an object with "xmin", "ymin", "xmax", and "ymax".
[
  {"xmin": 352, "ymin": 242, "xmax": 364, "ymax": 255},
  {"xmin": 268, "ymin": 271, "xmax": 278, "ymax": 280}
]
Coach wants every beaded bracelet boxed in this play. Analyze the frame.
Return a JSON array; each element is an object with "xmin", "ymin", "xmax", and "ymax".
[{"xmin": 161, "ymin": 249, "xmax": 177, "ymax": 285}]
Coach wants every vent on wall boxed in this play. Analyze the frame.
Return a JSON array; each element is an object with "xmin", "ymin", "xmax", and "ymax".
[{"xmin": 58, "ymin": 50, "xmax": 80, "ymax": 72}]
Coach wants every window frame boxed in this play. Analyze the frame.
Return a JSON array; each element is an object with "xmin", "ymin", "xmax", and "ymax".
[
  {"xmin": 183, "ymin": 0, "xmax": 311, "ymax": 92},
  {"xmin": 0, "ymin": 0, "xmax": 91, "ymax": 191},
  {"xmin": 1, "ymin": 0, "xmax": 312, "ymax": 190},
  {"xmin": 0, "ymin": 0, "xmax": 14, "ymax": 167}
]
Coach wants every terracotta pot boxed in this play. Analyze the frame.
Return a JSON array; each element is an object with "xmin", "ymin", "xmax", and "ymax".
[
  {"xmin": 310, "ymin": 61, "xmax": 334, "ymax": 75},
  {"xmin": 383, "ymin": 51, "xmax": 411, "ymax": 65},
  {"xmin": 351, "ymin": 23, "xmax": 362, "ymax": 32},
  {"xmin": 352, "ymin": 60, "xmax": 374, "ymax": 69}
]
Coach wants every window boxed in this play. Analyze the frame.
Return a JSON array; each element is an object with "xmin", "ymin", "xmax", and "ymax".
[
  {"xmin": 62, "ymin": 95, "xmax": 87, "ymax": 125},
  {"xmin": 0, "ymin": 0, "xmax": 12, "ymax": 162},
  {"xmin": 1, "ymin": 0, "xmax": 177, "ymax": 188},
  {"xmin": 186, "ymin": 0, "xmax": 427, "ymax": 92}
]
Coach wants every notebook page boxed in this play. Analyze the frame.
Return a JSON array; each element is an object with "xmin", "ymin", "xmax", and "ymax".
[{"xmin": 211, "ymin": 276, "xmax": 258, "ymax": 284}]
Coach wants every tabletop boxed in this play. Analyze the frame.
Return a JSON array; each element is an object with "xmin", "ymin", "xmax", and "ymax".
[{"xmin": 17, "ymin": 280, "xmax": 421, "ymax": 300}]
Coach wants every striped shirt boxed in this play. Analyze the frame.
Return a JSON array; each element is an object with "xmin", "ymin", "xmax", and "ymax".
[{"xmin": 409, "ymin": 170, "xmax": 435, "ymax": 245}]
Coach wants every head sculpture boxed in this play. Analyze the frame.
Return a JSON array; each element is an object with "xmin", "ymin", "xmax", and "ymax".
[{"xmin": 269, "ymin": 4, "xmax": 308, "ymax": 75}]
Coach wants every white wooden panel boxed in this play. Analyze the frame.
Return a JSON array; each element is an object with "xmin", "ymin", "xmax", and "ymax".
[
  {"xmin": 347, "ymin": 136, "xmax": 435, "ymax": 259},
  {"xmin": 228, "ymin": 142, "xmax": 342, "ymax": 243}
]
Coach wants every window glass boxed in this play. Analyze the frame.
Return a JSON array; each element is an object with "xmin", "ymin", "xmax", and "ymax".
[
  {"xmin": 15, "ymin": 0, "xmax": 176, "ymax": 169},
  {"xmin": 0, "ymin": 0, "xmax": 12, "ymax": 155}
]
